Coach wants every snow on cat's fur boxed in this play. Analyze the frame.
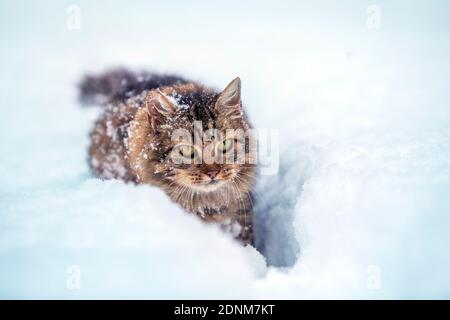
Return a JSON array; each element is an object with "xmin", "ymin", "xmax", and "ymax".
[{"xmin": 81, "ymin": 70, "xmax": 256, "ymax": 244}]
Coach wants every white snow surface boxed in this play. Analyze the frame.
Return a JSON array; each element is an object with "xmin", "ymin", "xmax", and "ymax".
[{"xmin": 1, "ymin": 0, "xmax": 450, "ymax": 298}]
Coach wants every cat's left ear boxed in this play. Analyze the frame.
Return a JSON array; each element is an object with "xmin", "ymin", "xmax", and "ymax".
[
  {"xmin": 215, "ymin": 77, "xmax": 241, "ymax": 112},
  {"xmin": 146, "ymin": 91, "xmax": 176, "ymax": 131}
]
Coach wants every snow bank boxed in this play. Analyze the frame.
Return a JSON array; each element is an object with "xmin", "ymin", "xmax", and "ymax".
[
  {"xmin": 0, "ymin": 179, "xmax": 265, "ymax": 299},
  {"xmin": 1, "ymin": 0, "xmax": 450, "ymax": 298}
]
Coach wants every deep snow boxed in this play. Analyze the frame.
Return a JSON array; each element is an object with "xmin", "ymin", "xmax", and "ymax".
[{"xmin": 1, "ymin": 0, "xmax": 450, "ymax": 298}]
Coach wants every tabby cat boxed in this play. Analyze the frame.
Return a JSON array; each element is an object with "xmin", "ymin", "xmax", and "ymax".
[{"xmin": 79, "ymin": 69, "xmax": 256, "ymax": 245}]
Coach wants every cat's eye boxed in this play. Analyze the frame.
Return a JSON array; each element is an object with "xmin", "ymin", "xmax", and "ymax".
[
  {"xmin": 179, "ymin": 145, "xmax": 195, "ymax": 158},
  {"xmin": 218, "ymin": 138, "xmax": 233, "ymax": 153}
]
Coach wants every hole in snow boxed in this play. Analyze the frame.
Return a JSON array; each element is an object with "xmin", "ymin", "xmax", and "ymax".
[{"xmin": 253, "ymin": 144, "xmax": 314, "ymax": 267}]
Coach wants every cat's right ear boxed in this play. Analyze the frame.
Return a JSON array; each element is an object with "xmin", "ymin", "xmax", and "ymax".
[
  {"xmin": 216, "ymin": 77, "xmax": 241, "ymax": 111},
  {"xmin": 145, "ymin": 92, "xmax": 175, "ymax": 131}
]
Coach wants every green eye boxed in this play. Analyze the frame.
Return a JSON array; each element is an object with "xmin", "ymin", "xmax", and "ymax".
[
  {"xmin": 218, "ymin": 138, "xmax": 233, "ymax": 153},
  {"xmin": 179, "ymin": 145, "xmax": 195, "ymax": 158}
]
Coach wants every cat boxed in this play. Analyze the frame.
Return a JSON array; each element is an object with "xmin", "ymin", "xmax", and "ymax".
[{"xmin": 79, "ymin": 69, "xmax": 257, "ymax": 245}]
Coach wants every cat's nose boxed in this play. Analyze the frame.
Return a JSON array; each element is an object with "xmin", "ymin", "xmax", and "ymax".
[{"xmin": 206, "ymin": 170, "xmax": 220, "ymax": 179}]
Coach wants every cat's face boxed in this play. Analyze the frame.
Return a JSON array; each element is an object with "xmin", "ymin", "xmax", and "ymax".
[
  {"xmin": 168, "ymin": 129, "xmax": 254, "ymax": 193},
  {"xmin": 146, "ymin": 78, "xmax": 256, "ymax": 196}
]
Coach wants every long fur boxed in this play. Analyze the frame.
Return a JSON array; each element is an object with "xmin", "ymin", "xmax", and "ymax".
[
  {"xmin": 79, "ymin": 68, "xmax": 188, "ymax": 106},
  {"xmin": 81, "ymin": 69, "xmax": 256, "ymax": 245}
]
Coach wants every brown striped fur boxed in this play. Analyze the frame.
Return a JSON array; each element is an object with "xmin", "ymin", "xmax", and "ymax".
[{"xmin": 82, "ymin": 70, "xmax": 256, "ymax": 245}]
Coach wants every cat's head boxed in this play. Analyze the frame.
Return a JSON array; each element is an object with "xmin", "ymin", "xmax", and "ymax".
[{"xmin": 139, "ymin": 77, "xmax": 256, "ymax": 200}]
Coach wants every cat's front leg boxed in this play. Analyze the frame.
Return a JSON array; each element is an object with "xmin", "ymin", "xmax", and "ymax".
[
  {"xmin": 197, "ymin": 205, "xmax": 254, "ymax": 246},
  {"xmin": 234, "ymin": 208, "xmax": 254, "ymax": 246}
]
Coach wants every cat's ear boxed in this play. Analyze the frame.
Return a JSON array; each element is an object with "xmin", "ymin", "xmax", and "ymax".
[
  {"xmin": 215, "ymin": 77, "xmax": 241, "ymax": 111},
  {"xmin": 146, "ymin": 91, "xmax": 176, "ymax": 130}
]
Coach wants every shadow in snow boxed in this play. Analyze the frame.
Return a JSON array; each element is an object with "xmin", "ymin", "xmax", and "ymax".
[{"xmin": 253, "ymin": 143, "xmax": 315, "ymax": 267}]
